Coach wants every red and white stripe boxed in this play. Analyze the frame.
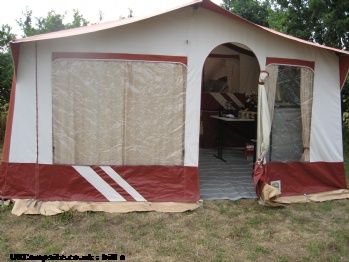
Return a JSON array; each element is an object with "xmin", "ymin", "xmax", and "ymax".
[
  {"xmin": 209, "ymin": 92, "xmax": 244, "ymax": 110},
  {"xmin": 73, "ymin": 166, "xmax": 146, "ymax": 202},
  {"xmin": 226, "ymin": 93, "xmax": 244, "ymax": 108},
  {"xmin": 0, "ymin": 163, "xmax": 200, "ymax": 202}
]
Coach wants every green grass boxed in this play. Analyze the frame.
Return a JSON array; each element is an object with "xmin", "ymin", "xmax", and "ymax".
[{"xmin": 0, "ymin": 196, "xmax": 349, "ymax": 261}]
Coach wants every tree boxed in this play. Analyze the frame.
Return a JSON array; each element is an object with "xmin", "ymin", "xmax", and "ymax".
[
  {"xmin": 268, "ymin": 0, "xmax": 349, "ymax": 50},
  {"xmin": 0, "ymin": 24, "xmax": 15, "ymax": 110},
  {"xmin": 268, "ymin": 0, "xmax": 314, "ymax": 41},
  {"xmin": 66, "ymin": 10, "xmax": 89, "ymax": 29},
  {"xmin": 309, "ymin": 0, "xmax": 349, "ymax": 50},
  {"xmin": 17, "ymin": 9, "xmax": 91, "ymax": 37},
  {"xmin": 16, "ymin": 9, "xmax": 39, "ymax": 37},
  {"xmin": 0, "ymin": 52, "xmax": 13, "ymax": 108},
  {"xmin": 0, "ymin": 24, "xmax": 15, "ymax": 144},
  {"xmin": 221, "ymin": 0, "xmax": 271, "ymax": 27},
  {"xmin": 222, "ymin": 0, "xmax": 349, "ymax": 50},
  {"xmin": 0, "ymin": 24, "xmax": 16, "ymax": 52}
]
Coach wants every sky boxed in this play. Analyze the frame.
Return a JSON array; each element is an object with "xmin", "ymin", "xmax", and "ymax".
[{"xmin": 0, "ymin": 0, "xmax": 223, "ymax": 37}]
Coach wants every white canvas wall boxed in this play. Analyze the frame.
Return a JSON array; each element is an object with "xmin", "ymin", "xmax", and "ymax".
[
  {"xmin": 8, "ymin": 5, "xmax": 344, "ymax": 166},
  {"xmin": 9, "ymin": 42, "xmax": 37, "ymax": 163}
]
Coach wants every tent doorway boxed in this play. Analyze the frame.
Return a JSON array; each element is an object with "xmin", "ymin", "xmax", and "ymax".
[{"xmin": 199, "ymin": 43, "xmax": 260, "ymax": 200}]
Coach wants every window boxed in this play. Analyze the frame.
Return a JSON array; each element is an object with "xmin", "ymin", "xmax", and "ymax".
[
  {"xmin": 52, "ymin": 59, "xmax": 187, "ymax": 166},
  {"xmin": 265, "ymin": 64, "xmax": 314, "ymax": 162}
]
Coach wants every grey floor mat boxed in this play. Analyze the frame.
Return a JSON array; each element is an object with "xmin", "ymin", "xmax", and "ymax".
[{"xmin": 199, "ymin": 148, "xmax": 257, "ymax": 200}]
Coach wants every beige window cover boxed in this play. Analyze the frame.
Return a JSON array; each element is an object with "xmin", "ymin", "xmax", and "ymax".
[{"xmin": 52, "ymin": 60, "xmax": 186, "ymax": 166}]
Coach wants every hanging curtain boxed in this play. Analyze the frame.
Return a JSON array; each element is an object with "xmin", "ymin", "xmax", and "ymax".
[
  {"xmin": 226, "ymin": 59, "xmax": 240, "ymax": 93},
  {"xmin": 264, "ymin": 65, "xmax": 279, "ymax": 122},
  {"xmin": 300, "ymin": 67, "xmax": 314, "ymax": 162},
  {"xmin": 256, "ymin": 71, "xmax": 272, "ymax": 160},
  {"xmin": 255, "ymin": 71, "xmax": 282, "ymax": 205},
  {"xmin": 202, "ymin": 58, "xmax": 227, "ymax": 92}
]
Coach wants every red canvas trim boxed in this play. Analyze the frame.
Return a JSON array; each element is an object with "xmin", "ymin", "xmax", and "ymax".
[
  {"xmin": 52, "ymin": 52, "xmax": 188, "ymax": 65},
  {"xmin": 253, "ymin": 162, "xmax": 267, "ymax": 198},
  {"xmin": 91, "ymin": 166, "xmax": 135, "ymax": 201},
  {"xmin": 339, "ymin": 56, "xmax": 349, "ymax": 89},
  {"xmin": 112, "ymin": 166, "xmax": 199, "ymax": 202},
  {"xmin": 266, "ymin": 57, "xmax": 315, "ymax": 70},
  {"xmin": 10, "ymin": 43, "xmax": 20, "ymax": 76},
  {"xmin": 0, "ymin": 163, "xmax": 199, "ymax": 202},
  {"xmin": 0, "ymin": 162, "xmax": 37, "ymax": 198},
  {"xmin": 38, "ymin": 165, "xmax": 108, "ymax": 201},
  {"xmin": 265, "ymin": 162, "xmax": 347, "ymax": 196}
]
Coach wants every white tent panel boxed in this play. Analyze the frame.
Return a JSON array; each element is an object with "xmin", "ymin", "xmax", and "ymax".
[
  {"xmin": 9, "ymin": 42, "xmax": 38, "ymax": 163},
  {"xmin": 40, "ymin": 9, "xmax": 191, "ymax": 56},
  {"xmin": 263, "ymin": 32, "xmax": 318, "ymax": 63},
  {"xmin": 310, "ymin": 51, "xmax": 343, "ymax": 162},
  {"xmin": 37, "ymin": 41, "xmax": 54, "ymax": 164},
  {"xmin": 185, "ymin": 48, "xmax": 204, "ymax": 166}
]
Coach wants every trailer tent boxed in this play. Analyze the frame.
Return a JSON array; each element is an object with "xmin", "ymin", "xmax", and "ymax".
[{"xmin": 1, "ymin": 0, "xmax": 349, "ymax": 214}]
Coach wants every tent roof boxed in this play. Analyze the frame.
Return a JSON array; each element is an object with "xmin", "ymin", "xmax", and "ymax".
[
  {"xmin": 11, "ymin": 0, "xmax": 202, "ymax": 43},
  {"xmin": 11, "ymin": 0, "xmax": 349, "ymax": 57}
]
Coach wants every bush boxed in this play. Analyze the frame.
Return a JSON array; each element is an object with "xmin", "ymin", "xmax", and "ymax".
[
  {"xmin": 0, "ymin": 104, "xmax": 8, "ymax": 146},
  {"xmin": 344, "ymin": 124, "xmax": 349, "ymax": 158}
]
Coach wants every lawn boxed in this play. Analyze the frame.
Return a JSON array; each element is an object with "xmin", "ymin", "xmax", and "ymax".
[
  {"xmin": 1, "ymin": 198, "xmax": 349, "ymax": 261},
  {"xmin": 0, "ymin": 145, "xmax": 349, "ymax": 261}
]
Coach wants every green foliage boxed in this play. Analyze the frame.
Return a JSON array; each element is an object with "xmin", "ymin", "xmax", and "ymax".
[
  {"xmin": 65, "ymin": 10, "xmax": 89, "ymax": 29},
  {"xmin": 35, "ymin": 11, "xmax": 66, "ymax": 34},
  {"xmin": 0, "ymin": 53, "xmax": 13, "ymax": 108},
  {"xmin": 342, "ymin": 79, "xmax": 349, "ymax": 155},
  {"xmin": 0, "ymin": 52, "xmax": 11, "ymax": 145},
  {"xmin": 222, "ymin": 0, "xmax": 349, "ymax": 50},
  {"xmin": 0, "ymin": 25, "xmax": 14, "ymax": 125},
  {"xmin": 309, "ymin": 0, "xmax": 349, "ymax": 50},
  {"xmin": 268, "ymin": 0, "xmax": 349, "ymax": 50},
  {"xmin": 16, "ymin": 9, "xmax": 91, "ymax": 37},
  {"xmin": 221, "ymin": 0, "xmax": 271, "ymax": 27},
  {"xmin": 268, "ymin": 0, "xmax": 313, "ymax": 41},
  {"xmin": 16, "ymin": 9, "xmax": 38, "ymax": 37},
  {"xmin": 0, "ymin": 24, "xmax": 16, "ymax": 52},
  {"xmin": 0, "ymin": 110, "xmax": 7, "ymax": 146}
]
